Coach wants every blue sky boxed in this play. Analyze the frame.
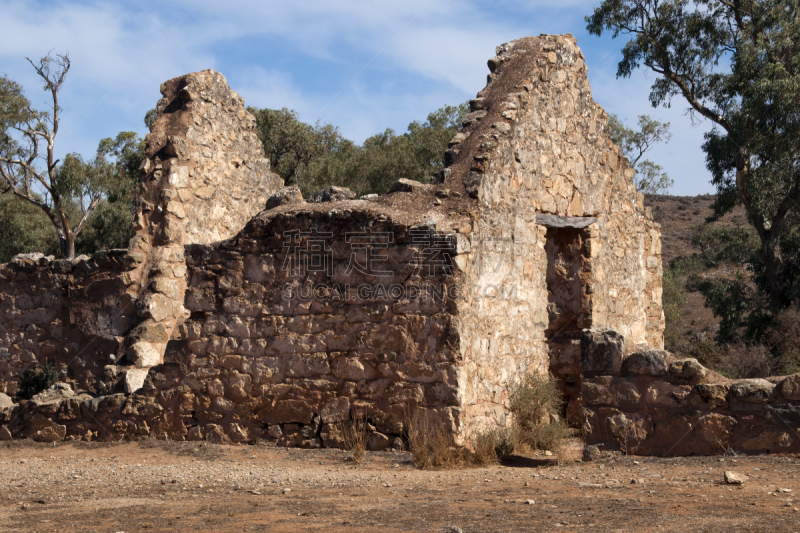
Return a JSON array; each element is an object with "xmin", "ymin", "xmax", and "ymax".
[{"xmin": 0, "ymin": 0, "xmax": 716, "ymax": 196}]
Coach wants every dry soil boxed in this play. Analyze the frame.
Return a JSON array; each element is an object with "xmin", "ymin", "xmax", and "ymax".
[{"xmin": 1, "ymin": 440, "xmax": 799, "ymax": 532}]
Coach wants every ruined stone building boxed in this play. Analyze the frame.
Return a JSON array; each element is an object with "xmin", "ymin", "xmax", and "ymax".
[{"xmin": 0, "ymin": 35, "xmax": 666, "ymax": 448}]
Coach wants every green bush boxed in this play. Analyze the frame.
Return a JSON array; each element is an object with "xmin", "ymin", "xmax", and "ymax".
[{"xmin": 16, "ymin": 360, "xmax": 59, "ymax": 400}]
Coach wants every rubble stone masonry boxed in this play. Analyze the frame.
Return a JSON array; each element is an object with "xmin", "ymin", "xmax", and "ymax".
[{"xmin": 581, "ymin": 329, "xmax": 800, "ymax": 456}]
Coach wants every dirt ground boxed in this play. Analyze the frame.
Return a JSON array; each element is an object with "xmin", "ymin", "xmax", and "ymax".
[{"xmin": 1, "ymin": 441, "xmax": 800, "ymax": 532}]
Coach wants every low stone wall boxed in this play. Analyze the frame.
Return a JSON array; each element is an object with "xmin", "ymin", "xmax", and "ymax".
[
  {"xmin": 581, "ymin": 329, "xmax": 800, "ymax": 455},
  {"xmin": 161, "ymin": 206, "xmax": 463, "ymax": 447},
  {"xmin": 0, "ymin": 204, "xmax": 468, "ymax": 448},
  {"xmin": 0, "ymin": 252, "xmax": 130, "ymax": 395}
]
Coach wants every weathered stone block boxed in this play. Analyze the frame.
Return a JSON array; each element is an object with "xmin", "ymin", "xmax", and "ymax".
[
  {"xmin": 28, "ymin": 414, "xmax": 66, "ymax": 442},
  {"xmin": 668, "ymin": 359, "xmax": 708, "ymax": 382},
  {"xmin": 389, "ymin": 179, "xmax": 429, "ymax": 194},
  {"xmin": 151, "ymin": 277, "xmax": 182, "ymax": 300},
  {"xmin": 320, "ymin": 398, "xmax": 350, "ymax": 423},
  {"xmin": 127, "ymin": 341, "xmax": 164, "ymax": 367},
  {"xmin": 124, "ymin": 368, "xmax": 150, "ymax": 393},
  {"xmin": 695, "ymin": 413, "xmax": 737, "ymax": 445},
  {"xmin": 332, "ymin": 358, "xmax": 376, "ymax": 381},
  {"xmin": 729, "ymin": 379, "xmax": 776, "ymax": 403},
  {"xmin": 604, "ymin": 413, "xmax": 652, "ymax": 450},
  {"xmin": 205, "ymin": 424, "xmax": 231, "ymax": 444},
  {"xmin": 646, "ymin": 381, "xmax": 691, "ymax": 407},
  {"xmin": 693, "ymin": 383, "xmax": 729, "ymax": 409},
  {"xmin": 0, "ymin": 393, "xmax": 14, "ymax": 410},
  {"xmin": 780, "ymin": 373, "xmax": 800, "ymax": 400},
  {"xmin": 622, "ymin": 349, "xmax": 669, "ymax": 376},
  {"xmin": 141, "ymin": 293, "xmax": 172, "ymax": 322},
  {"xmin": 269, "ymin": 399, "xmax": 315, "ymax": 424},
  {"xmin": 287, "ymin": 354, "xmax": 331, "ymax": 378},
  {"xmin": 581, "ymin": 329, "xmax": 624, "ymax": 373},
  {"xmin": 266, "ymin": 186, "xmax": 304, "ymax": 209},
  {"xmin": 582, "ymin": 377, "xmax": 641, "ymax": 410}
]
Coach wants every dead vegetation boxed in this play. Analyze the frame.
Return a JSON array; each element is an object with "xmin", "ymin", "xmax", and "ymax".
[
  {"xmin": 506, "ymin": 372, "xmax": 575, "ymax": 464},
  {"xmin": 343, "ymin": 417, "xmax": 369, "ymax": 464},
  {"xmin": 403, "ymin": 373, "xmax": 575, "ymax": 469}
]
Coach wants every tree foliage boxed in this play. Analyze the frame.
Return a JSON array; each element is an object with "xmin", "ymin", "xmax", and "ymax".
[
  {"xmin": 74, "ymin": 131, "xmax": 144, "ymax": 254},
  {"xmin": 0, "ymin": 192, "xmax": 58, "ymax": 262},
  {"xmin": 588, "ymin": 0, "xmax": 800, "ymax": 307},
  {"xmin": 250, "ymin": 103, "xmax": 469, "ymax": 197},
  {"xmin": 608, "ymin": 114, "xmax": 674, "ymax": 194},
  {"xmin": 0, "ymin": 129, "xmax": 143, "ymax": 262}
]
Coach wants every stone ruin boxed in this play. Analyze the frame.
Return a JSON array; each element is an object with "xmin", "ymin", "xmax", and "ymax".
[{"xmin": 0, "ymin": 35, "xmax": 672, "ymax": 449}]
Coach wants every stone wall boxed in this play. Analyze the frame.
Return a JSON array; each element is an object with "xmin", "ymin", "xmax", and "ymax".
[
  {"xmin": 440, "ymin": 35, "xmax": 663, "ymax": 426},
  {"xmin": 581, "ymin": 329, "xmax": 800, "ymax": 456},
  {"xmin": 169, "ymin": 205, "xmax": 465, "ymax": 447},
  {"xmin": 0, "ymin": 252, "xmax": 130, "ymax": 395},
  {"xmin": 0, "ymin": 35, "xmax": 667, "ymax": 449}
]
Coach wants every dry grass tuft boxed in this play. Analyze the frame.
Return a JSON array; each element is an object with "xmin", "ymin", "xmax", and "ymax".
[
  {"xmin": 343, "ymin": 416, "xmax": 369, "ymax": 464},
  {"xmin": 405, "ymin": 410, "xmax": 498, "ymax": 469}
]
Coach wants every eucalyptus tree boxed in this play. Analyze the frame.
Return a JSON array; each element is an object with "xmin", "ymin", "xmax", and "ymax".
[
  {"xmin": 0, "ymin": 53, "xmax": 118, "ymax": 259},
  {"xmin": 587, "ymin": 0, "xmax": 800, "ymax": 307},
  {"xmin": 608, "ymin": 113, "xmax": 674, "ymax": 194}
]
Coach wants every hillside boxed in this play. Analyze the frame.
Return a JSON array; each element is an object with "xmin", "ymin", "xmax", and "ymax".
[
  {"xmin": 644, "ymin": 194, "xmax": 750, "ymax": 350},
  {"xmin": 645, "ymin": 194, "xmax": 750, "ymax": 264}
]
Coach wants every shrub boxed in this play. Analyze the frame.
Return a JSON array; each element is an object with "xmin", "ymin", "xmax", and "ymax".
[
  {"xmin": 508, "ymin": 372, "xmax": 574, "ymax": 453},
  {"xmin": 720, "ymin": 343, "xmax": 773, "ymax": 378},
  {"xmin": 470, "ymin": 430, "xmax": 501, "ymax": 465},
  {"xmin": 686, "ymin": 338, "xmax": 726, "ymax": 371},
  {"xmin": 406, "ymin": 410, "xmax": 464, "ymax": 469},
  {"xmin": 16, "ymin": 360, "xmax": 59, "ymax": 400},
  {"xmin": 688, "ymin": 339, "xmax": 772, "ymax": 378}
]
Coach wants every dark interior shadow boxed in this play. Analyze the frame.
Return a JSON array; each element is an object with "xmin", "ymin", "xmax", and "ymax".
[{"xmin": 499, "ymin": 454, "xmax": 557, "ymax": 468}]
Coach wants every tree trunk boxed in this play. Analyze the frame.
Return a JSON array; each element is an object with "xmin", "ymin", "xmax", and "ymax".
[
  {"xmin": 763, "ymin": 231, "xmax": 789, "ymax": 308},
  {"xmin": 737, "ymin": 162, "xmax": 790, "ymax": 308},
  {"xmin": 59, "ymin": 231, "xmax": 76, "ymax": 260}
]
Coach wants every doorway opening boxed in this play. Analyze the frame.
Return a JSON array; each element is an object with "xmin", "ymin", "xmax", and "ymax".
[{"xmin": 543, "ymin": 226, "xmax": 592, "ymax": 424}]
